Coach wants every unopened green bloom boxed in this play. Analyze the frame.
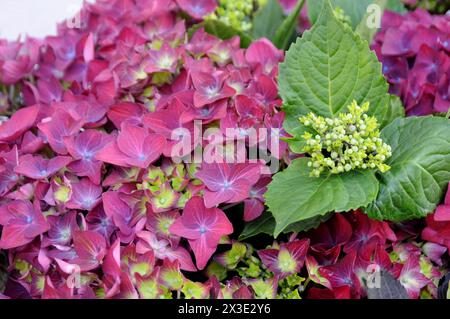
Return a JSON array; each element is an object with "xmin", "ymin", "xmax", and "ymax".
[
  {"xmin": 208, "ymin": 0, "xmax": 254, "ymax": 31},
  {"xmin": 299, "ymin": 100, "xmax": 392, "ymax": 177}
]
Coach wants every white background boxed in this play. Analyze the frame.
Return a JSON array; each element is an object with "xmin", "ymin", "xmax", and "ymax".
[{"xmin": 0, "ymin": 0, "xmax": 94, "ymax": 40}]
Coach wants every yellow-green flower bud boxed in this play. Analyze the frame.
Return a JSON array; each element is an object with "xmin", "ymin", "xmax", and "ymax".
[
  {"xmin": 299, "ymin": 100, "xmax": 392, "ymax": 177},
  {"xmin": 210, "ymin": 0, "xmax": 254, "ymax": 31}
]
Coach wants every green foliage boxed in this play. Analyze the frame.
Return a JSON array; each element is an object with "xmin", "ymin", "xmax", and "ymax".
[
  {"xmin": 248, "ymin": 0, "xmax": 445, "ymax": 239},
  {"xmin": 308, "ymin": 0, "xmax": 372, "ymax": 29},
  {"xmin": 252, "ymin": 0, "xmax": 285, "ymax": 40},
  {"xmin": 239, "ymin": 212, "xmax": 275, "ymax": 240},
  {"xmin": 307, "ymin": 0, "xmax": 406, "ymax": 29},
  {"xmin": 265, "ymin": 158, "xmax": 379, "ymax": 236},
  {"xmin": 273, "ymin": 0, "xmax": 306, "ymax": 50},
  {"xmin": 378, "ymin": 94, "xmax": 405, "ymax": 128},
  {"xmin": 251, "ymin": 0, "xmax": 305, "ymax": 50},
  {"xmin": 279, "ymin": 0, "xmax": 393, "ymax": 135},
  {"xmin": 366, "ymin": 116, "xmax": 450, "ymax": 221},
  {"xmin": 239, "ymin": 211, "xmax": 332, "ymax": 240}
]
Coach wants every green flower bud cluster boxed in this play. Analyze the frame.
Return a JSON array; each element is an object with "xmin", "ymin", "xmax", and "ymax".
[
  {"xmin": 209, "ymin": 0, "xmax": 254, "ymax": 31},
  {"xmin": 299, "ymin": 100, "xmax": 392, "ymax": 177}
]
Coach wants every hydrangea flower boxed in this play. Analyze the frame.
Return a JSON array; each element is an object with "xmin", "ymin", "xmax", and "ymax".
[
  {"xmin": 258, "ymin": 239, "xmax": 309, "ymax": 277},
  {"xmin": 0, "ymin": 0, "xmax": 445, "ymax": 300},
  {"xmin": 169, "ymin": 196, "xmax": 233, "ymax": 270},
  {"xmin": 299, "ymin": 101, "xmax": 392, "ymax": 177},
  {"xmin": 195, "ymin": 162, "xmax": 262, "ymax": 208},
  {"xmin": 0, "ymin": 200, "xmax": 50, "ymax": 249}
]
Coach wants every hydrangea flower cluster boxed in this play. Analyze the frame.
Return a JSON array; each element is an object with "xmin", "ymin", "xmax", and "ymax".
[
  {"xmin": 0, "ymin": 0, "xmax": 288, "ymax": 299},
  {"xmin": 372, "ymin": 9, "xmax": 450, "ymax": 115},
  {"xmin": 208, "ymin": 211, "xmax": 445, "ymax": 299},
  {"xmin": 208, "ymin": 0, "xmax": 255, "ymax": 31},
  {"xmin": 0, "ymin": 0, "xmax": 448, "ymax": 300},
  {"xmin": 301, "ymin": 211, "xmax": 444, "ymax": 299},
  {"xmin": 299, "ymin": 101, "xmax": 392, "ymax": 177}
]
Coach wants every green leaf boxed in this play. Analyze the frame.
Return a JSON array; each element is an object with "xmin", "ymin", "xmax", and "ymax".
[
  {"xmin": 386, "ymin": 0, "xmax": 407, "ymax": 13},
  {"xmin": 273, "ymin": 0, "xmax": 306, "ymax": 50},
  {"xmin": 285, "ymin": 212, "xmax": 334, "ymax": 233},
  {"xmin": 366, "ymin": 116, "xmax": 450, "ymax": 221},
  {"xmin": 280, "ymin": 0, "xmax": 390, "ymax": 134},
  {"xmin": 370, "ymin": 94, "xmax": 405, "ymax": 129},
  {"xmin": 190, "ymin": 19, "xmax": 253, "ymax": 48},
  {"xmin": 308, "ymin": 0, "xmax": 373, "ymax": 29},
  {"xmin": 284, "ymin": 125, "xmax": 314, "ymax": 154},
  {"xmin": 308, "ymin": 0, "xmax": 405, "ymax": 30},
  {"xmin": 239, "ymin": 211, "xmax": 275, "ymax": 240},
  {"xmin": 239, "ymin": 211, "xmax": 332, "ymax": 240},
  {"xmin": 265, "ymin": 158, "xmax": 379, "ymax": 237},
  {"xmin": 252, "ymin": 0, "xmax": 285, "ymax": 41}
]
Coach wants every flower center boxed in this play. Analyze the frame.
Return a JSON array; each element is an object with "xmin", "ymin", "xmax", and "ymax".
[
  {"xmin": 222, "ymin": 180, "xmax": 232, "ymax": 189},
  {"xmin": 25, "ymin": 215, "xmax": 34, "ymax": 224},
  {"xmin": 205, "ymin": 86, "xmax": 219, "ymax": 98},
  {"xmin": 158, "ymin": 55, "xmax": 174, "ymax": 69}
]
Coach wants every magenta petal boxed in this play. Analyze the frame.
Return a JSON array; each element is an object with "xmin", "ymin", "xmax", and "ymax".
[
  {"xmin": 444, "ymin": 182, "xmax": 450, "ymax": 205},
  {"xmin": 102, "ymin": 191, "xmax": 133, "ymax": 233},
  {"xmin": 243, "ymin": 199, "xmax": 264, "ymax": 222},
  {"xmin": 116, "ymin": 123, "xmax": 150, "ymax": 158},
  {"xmin": 257, "ymin": 249, "xmax": 279, "ymax": 273},
  {"xmin": 285, "ymin": 239, "xmax": 309, "ymax": 266},
  {"xmin": 189, "ymin": 236, "xmax": 217, "ymax": 270},
  {"xmin": 107, "ymin": 102, "xmax": 144, "ymax": 129},
  {"xmin": 38, "ymin": 110, "xmax": 84, "ymax": 155},
  {"xmin": 0, "ymin": 105, "xmax": 40, "ymax": 142},
  {"xmin": 103, "ymin": 239, "xmax": 121, "ymax": 278},
  {"xmin": 116, "ymin": 123, "xmax": 166, "ymax": 168},
  {"xmin": 422, "ymin": 242, "xmax": 447, "ymax": 266},
  {"xmin": 73, "ymin": 230, "xmax": 106, "ymax": 261},
  {"xmin": 169, "ymin": 196, "xmax": 233, "ymax": 267},
  {"xmin": 399, "ymin": 256, "xmax": 430, "ymax": 299},
  {"xmin": 66, "ymin": 178, "xmax": 102, "ymax": 211},
  {"xmin": 0, "ymin": 200, "xmax": 49, "ymax": 249},
  {"xmin": 0, "ymin": 224, "xmax": 33, "ymax": 249},
  {"xmin": 14, "ymin": 154, "xmax": 72, "ymax": 180},
  {"xmin": 203, "ymin": 189, "xmax": 234, "ymax": 208},
  {"xmin": 434, "ymin": 205, "xmax": 450, "ymax": 221},
  {"xmin": 169, "ymin": 217, "xmax": 201, "ymax": 240},
  {"xmin": 95, "ymin": 140, "xmax": 130, "ymax": 167},
  {"xmin": 47, "ymin": 156, "xmax": 73, "ymax": 174},
  {"xmin": 171, "ymin": 246, "xmax": 197, "ymax": 272},
  {"xmin": 176, "ymin": 0, "xmax": 217, "ymax": 19}
]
